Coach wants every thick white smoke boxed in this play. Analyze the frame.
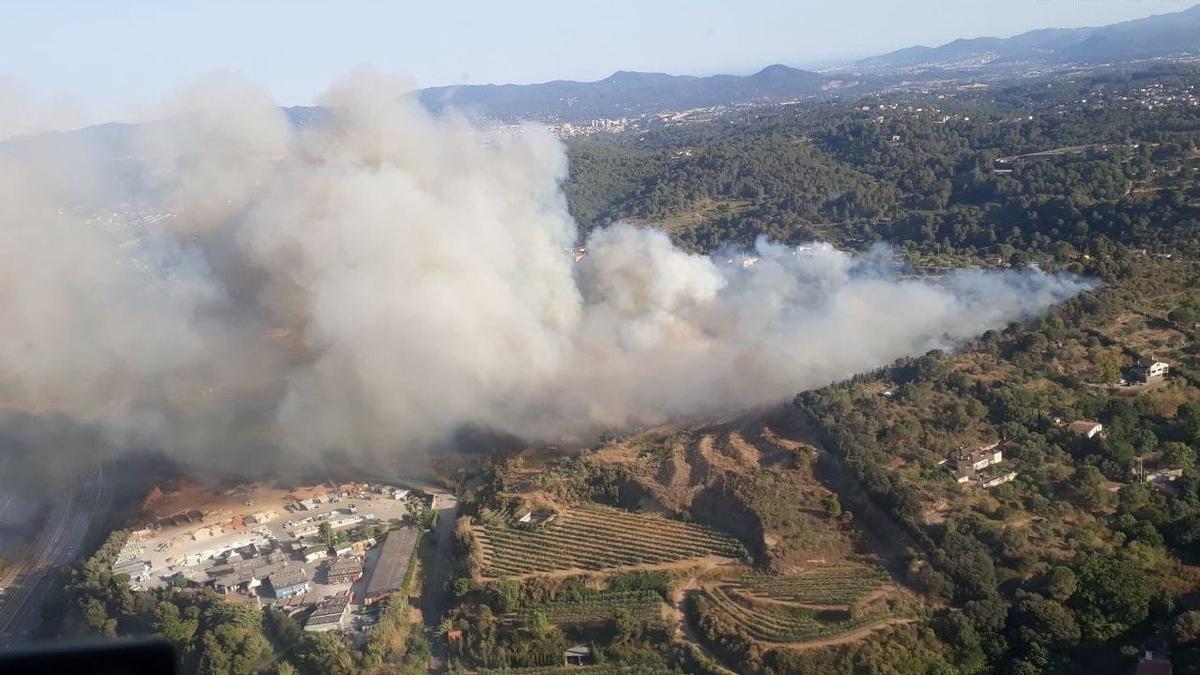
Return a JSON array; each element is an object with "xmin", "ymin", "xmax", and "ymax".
[{"xmin": 0, "ymin": 71, "xmax": 1095, "ymax": 477}]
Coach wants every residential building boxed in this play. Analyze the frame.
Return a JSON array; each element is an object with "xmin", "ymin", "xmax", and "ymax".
[
  {"xmin": 949, "ymin": 442, "xmax": 1015, "ymax": 487},
  {"xmin": 304, "ymin": 591, "xmax": 352, "ymax": 632},
  {"xmin": 205, "ymin": 556, "xmax": 280, "ymax": 595},
  {"xmin": 952, "ymin": 442, "xmax": 1003, "ymax": 472},
  {"xmin": 326, "ymin": 558, "xmax": 364, "ymax": 584},
  {"xmin": 1067, "ymin": 421, "xmax": 1104, "ymax": 439},
  {"xmin": 209, "ymin": 564, "xmax": 264, "ymax": 595},
  {"xmin": 303, "ymin": 545, "xmax": 330, "ymax": 563},
  {"xmin": 1131, "ymin": 358, "xmax": 1170, "ymax": 383},
  {"xmin": 269, "ymin": 568, "xmax": 309, "ymax": 599}
]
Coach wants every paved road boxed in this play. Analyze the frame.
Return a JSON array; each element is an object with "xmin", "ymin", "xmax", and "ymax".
[
  {"xmin": 0, "ymin": 469, "xmax": 103, "ymax": 648},
  {"xmin": 421, "ymin": 492, "xmax": 458, "ymax": 673}
]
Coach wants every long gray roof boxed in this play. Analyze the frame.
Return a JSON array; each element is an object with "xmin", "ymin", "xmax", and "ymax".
[{"xmin": 364, "ymin": 528, "xmax": 418, "ymax": 597}]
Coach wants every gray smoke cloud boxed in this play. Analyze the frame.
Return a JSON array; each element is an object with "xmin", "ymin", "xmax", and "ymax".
[{"xmin": 0, "ymin": 71, "xmax": 1095, "ymax": 480}]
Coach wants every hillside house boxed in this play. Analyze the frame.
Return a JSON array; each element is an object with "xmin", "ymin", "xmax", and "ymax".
[
  {"xmin": 1131, "ymin": 358, "xmax": 1170, "ymax": 383},
  {"xmin": 950, "ymin": 442, "xmax": 1016, "ymax": 487},
  {"xmin": 952, "ymin": 442, "xmax": 1003, "ymax": 472},
  {"xmin": 1067, "ymin": 421, "xmax": 1104, "ymax": 439}
]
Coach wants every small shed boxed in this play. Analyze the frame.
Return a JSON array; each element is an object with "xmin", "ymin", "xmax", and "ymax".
[{"xmin": 564, "ymin": 645, "xmax": 592, "ymax": 666}]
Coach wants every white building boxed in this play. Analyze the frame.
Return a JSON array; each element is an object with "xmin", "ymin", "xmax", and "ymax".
[
  {"xmin": 950, "ymin": 442, "xmax": 1014, "ymax": 487},
  {"xmin": 1067, "ymin": 421, "xmax": 1104, "ymax": 439},
  {"xmin": 1131, "ymin": 359, "xmax": 1169, "ymax": 383},
  {"xmin": 953, "ymin": 442, "xmax": 1003, "ymax": 472},
  {"xmin": 303, "ymin": 545, "xmax": 329, "ymax": 563}
]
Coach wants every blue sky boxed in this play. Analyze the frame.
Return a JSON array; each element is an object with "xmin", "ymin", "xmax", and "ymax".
[{"xmin": 0, "ymin": 0, "xmax": 1194, "ymax": 119}]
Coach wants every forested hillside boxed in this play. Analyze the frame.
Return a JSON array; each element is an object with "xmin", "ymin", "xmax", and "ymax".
[
  {"xmin": 564, "ymin": 64, "xmax": 1200, "ymax": 260},
  {"xmin": 530, "ymin": 62, "xmax": 1200, "ymax": 674}
]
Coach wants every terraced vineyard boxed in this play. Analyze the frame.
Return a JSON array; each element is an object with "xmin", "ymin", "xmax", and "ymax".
[
  {"xmin": 507, "ymin": 590, "xmax": 664, "ymax": 626},
  {"xmin": 475, "ymin": 662, "xmax": 672, "ymax": 667},
  {"xmin": 695, "ymin": 583, "xmax": 909, "ymax": 644},
  {"xmin": 739, "ymin": 563, "xmax": 890, "ymax": 605},
  {"xmin": 474, "ymin": 506, "xmax": 745, "ymax": 577}
]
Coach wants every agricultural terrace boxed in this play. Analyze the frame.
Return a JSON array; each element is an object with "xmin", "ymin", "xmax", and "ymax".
[
  {"xmin": 505, "ymin": 589, "xmax": 664, "ymax": 627},
  {"xmin": 475, "ymin": 662, "xmax": 667, "ymax": 667},
  {"xmin": 739, "ymin": 563, "xmax": 891, "ymax": 605},
  {"xmin": 692, "ymin": 582, "xmax": 912, "ymax": 645},
  {"xmin": 474, "ymin": 506, "xmax": 745, "ymax": 577}
]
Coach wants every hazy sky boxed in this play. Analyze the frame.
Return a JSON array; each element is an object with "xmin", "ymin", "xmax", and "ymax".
[{"xmin": 0, "ymin": 0, "xmax": 1193, "ymax": 121}]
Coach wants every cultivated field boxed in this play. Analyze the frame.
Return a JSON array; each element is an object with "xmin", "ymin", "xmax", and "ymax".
[
  {"xmin": 506, "ymin": 589, "xmax": 664, "ymax": 626},
  {"xmin": 695, "ymin": 584, "xmax": 908, "ymax": 644},
  {"xmin": 477, "ymin": 662, "xmax": 676, "ymax": 667},
  {"xmin": 738, "ymin": 563, "xmax": 890, "ymax": 605},
  {"xmin": 692, "ymin": 563, "xmax": 911, "ymax": 645},
  {"xmin": 474, "ymin": 506, "xmax": 745, "ymax": 577}
]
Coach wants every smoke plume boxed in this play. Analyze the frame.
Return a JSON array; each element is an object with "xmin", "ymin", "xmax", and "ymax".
[{"xmin": 0, "ymin": 71, "xmax": 1094, "ymax": 480}]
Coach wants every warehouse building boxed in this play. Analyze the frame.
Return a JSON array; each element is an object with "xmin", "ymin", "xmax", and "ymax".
[{"xmin": 362, "ymin": 528, "xmax": 418, "ymax": 605}]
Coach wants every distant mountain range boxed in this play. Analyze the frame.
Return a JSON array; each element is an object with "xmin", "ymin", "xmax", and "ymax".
[
  {"xmin": 854, "ymin": 2, "xmax": 1200, "ymax": 71},
  {"xmin": 418, "ymin": 64, "xmax": 830, "ymax": 122},
  {"xmin": 416, "ymin": 3, "xmax": 1200, "ymax": 122},
  {"xmin": 3, "ymin": 3, "xmax": 1199, "ymax": 146}
]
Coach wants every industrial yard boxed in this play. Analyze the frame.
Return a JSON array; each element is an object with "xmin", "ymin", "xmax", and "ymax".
[{"xmin": 109, "ymin": 481, "xmax": 435, "ymax": 636}]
